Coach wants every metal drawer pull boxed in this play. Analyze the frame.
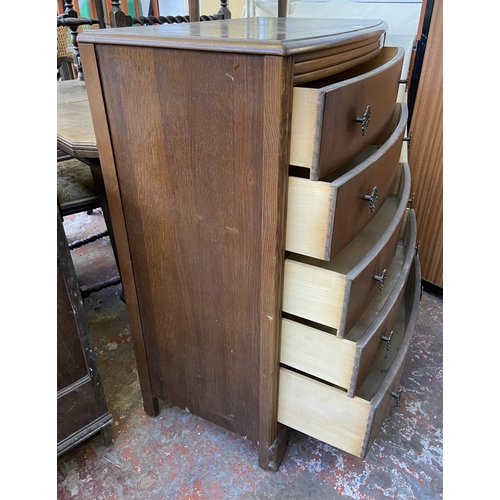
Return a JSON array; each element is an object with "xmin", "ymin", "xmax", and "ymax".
[
  {"xmin": 408, "ymin": 192, "xmax": 415, "ymax": 209},
  {"xmin": 363, "ymin": 186, "xmax": 378, "ymax": 212},
  {"xmin": 391, "ymin": 389, "xmax": 402, "ymax": 407},
  {"xmin": 403, "ymin": 131, "xmax": 413, "ymax": 149},
  {"xmin": 355, "ymin": 105, "xmax": 371, "ymax": 136},
  {"xmin": 381, "ymin": 330, "xmax": 394, "ymax": 351},
  {"xmin": 399, "ymin": 70, "xmax": 410, "ymax": 91},
  {"xmin": 373, "ymin": 269, "xmax": 387, "ymax": 291}
]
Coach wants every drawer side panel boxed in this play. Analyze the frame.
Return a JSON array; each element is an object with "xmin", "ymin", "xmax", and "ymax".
[{"xmin": 278, "ymin": 368, "xmax": 371, "ymax": 457}]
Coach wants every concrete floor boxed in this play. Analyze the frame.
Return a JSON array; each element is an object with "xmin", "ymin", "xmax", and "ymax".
[{"xmin": 57, "ymin": 210, "xmax": 443, "ymax": 500}]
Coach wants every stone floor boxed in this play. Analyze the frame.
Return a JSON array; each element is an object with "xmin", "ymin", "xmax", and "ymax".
[{"xmin": 57, "ymin": 210, "xmax": 443, "ymax": 500}]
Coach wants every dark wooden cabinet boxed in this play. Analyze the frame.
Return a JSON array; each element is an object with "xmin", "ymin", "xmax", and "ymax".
[{"xmin": 57, "ymin": 212, "xmax": 113, "ymax": 455}]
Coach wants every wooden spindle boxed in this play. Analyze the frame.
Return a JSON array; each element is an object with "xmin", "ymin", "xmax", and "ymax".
[
  {"xmin": 277, "ymin": 0, "xmax": 287, "ymax": 17},
  {"xmin": 93, "ymin": 0, "xmax": 106, "ymax": 28},
  {"xmin": 188, "ymin": 0, "xmax": 200, "ymax": 21},
  {"xmin": 217, "ymin": 0, "xmax": 231, "ymax": 19},
  {"xmin": 109, "ymin": 0, "xmax": 128, "ymax": 27}
]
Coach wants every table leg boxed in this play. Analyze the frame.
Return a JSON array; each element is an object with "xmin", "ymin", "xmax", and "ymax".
[{"xmin": 86, "ymin": 158, "xmax": 124, "ymax": 299}]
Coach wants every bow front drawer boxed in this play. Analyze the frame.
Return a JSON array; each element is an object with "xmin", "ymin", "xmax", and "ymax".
[
  {"xmin": 290, "ymin": 46, "xmax": 404, "ymax": 181},
  {"xmin": 281, "ymin": 208, "xmax": 417, "ymax": 395},
  {"xmin": 283, "ymin": 162, "xmax": 411, "ymax": 337},
  {"xmin": 286, "ymin": 103, "xmax": 407, "ymax": 261},
  {"xmin": 278, "ymin": 254, "xmax": 421, "ymax": 459}
]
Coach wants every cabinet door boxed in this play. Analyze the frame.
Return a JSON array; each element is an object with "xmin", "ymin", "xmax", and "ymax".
[{"xmin": 57, "ymin": 212, "xmax": 112, "ymax": 455}]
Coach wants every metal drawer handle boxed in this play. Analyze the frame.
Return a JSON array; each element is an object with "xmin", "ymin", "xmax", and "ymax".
[
  {"xmin": 391, "ymin": 389, "xmax": 402, "ymax": 407},
  {"xmin": 408, "ymin": 192, "xmax": 415, "ymax": 209},
  {"xmin": 381, "ymin": 330, "xmax": 394, "ymax": 351},
  {"xmin": 355, "ymin": 105, "xmax": 371, "ymax": 136},
  {"xmin": 403, "ymin": 131, "xmax": 413, "ymax": 149},
  {"xmin": 363, "ymin": 186, "xmax": 378, "ymax": 212},
  {"xmin": 373, "ymin": 269, "xmax": 387, "ymax": 291}
]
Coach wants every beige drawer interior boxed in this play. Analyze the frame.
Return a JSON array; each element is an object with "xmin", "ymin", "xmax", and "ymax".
[
  {"xmin": 283, "ymin": 163, "xmax": 412, "ymax": 337},
  {"xmin": 281, "ymin": 209, "xmax": 417, "ymax": 395},
  {"xmin": 286, "ymin": 103, "xmax": 407, "ymax": 261},
  {"xmin": 278, "ymin": 254, "xmax": 421, "ymax": 458},
  {"xmin": 290, "ymin": 46, "xmax": 404, "ymax": 181}
]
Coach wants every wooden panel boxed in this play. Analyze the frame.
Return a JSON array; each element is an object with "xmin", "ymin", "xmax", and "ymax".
[
  {"xmin": 283, "ymin": 258, "xmax": 347, "ymax": 329},
  {"xmin": 57, "ymin": 212, "xmax": 112, "ymax": 454},
  {"xmin": 57, "ymin": 258, "xmax": 87, "ymax": 392},
  {"xmin": 280, "ymin": 318, "xmax": 357, "ymax": 389},
  {"xmin": 91, "ymin": 44, "xmax": 290, "ymax": 452},
  {"xmin": 80, "ymin": 42, "xmax": 159, "ymax": 418},
  {"xmin": 57, "ymin": 378, "xmax": 104, "ymax": 443},
  {"xmin": 408, "ymin": 0, "xmax": 443, "ymax": 287},
  {"xmin": 278, "ymin": 368, "xmax": 371, "ymax": 457}
]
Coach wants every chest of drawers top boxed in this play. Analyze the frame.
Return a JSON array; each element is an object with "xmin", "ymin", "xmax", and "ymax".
[{"xmin": 79, "ymin": 17, "xmax": 387, "ymax": 84}]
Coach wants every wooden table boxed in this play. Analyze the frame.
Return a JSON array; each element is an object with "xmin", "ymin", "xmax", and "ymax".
[
  {"xmin": 57, "ymin": 80, "xmax": 119, "ymax": 273},
  {"xmin": 57, "ymin": 80, "xmax": 99, "ymax": 158}
]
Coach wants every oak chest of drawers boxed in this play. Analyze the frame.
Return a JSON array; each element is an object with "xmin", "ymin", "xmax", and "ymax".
[{"xmin": 80, "ymin": 17, "xmax": 420, "ymax": 471}]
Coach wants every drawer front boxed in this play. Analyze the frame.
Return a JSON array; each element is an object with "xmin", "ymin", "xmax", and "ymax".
[
  {"xmin": 283, "ymin": 164, "xmax": 412, "ymax": 337},
  {"xmin": 278, "ymin": 254, "xmax": 421, "ymax": 459},
  {"xmin": 279, "ymin": 210, "xmax": 416, "ymax": 394},
  {"xmin": 293, "ymin": 33, "xmax": 386, "ymax": 85},
  {"xmin": 340, "ymin": 199, "xmax": 406, "ymax": 336},
  {"xmin": 350, "ymin": 210, "xmax": 417, "ymax": 396},
  {"xmin": 360, "ymin": 254, "xmax": 421, "ymax": 457},
  {"xmin": 290, "ymin": 47, "xmax": 404, "ymax": 181},
  {"xmin": 286, "ymin": 104, "xmax": 408, "ymax": 261}
]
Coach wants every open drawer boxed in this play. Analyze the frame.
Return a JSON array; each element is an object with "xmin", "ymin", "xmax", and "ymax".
[
  {"xmin": 277, "ymin": 253, "xmax": 421, "ymax": 458},
  {"xmin": 286, "ymin": 103, "xmax": 407, "ymax": 261},
  {"xmin": 283, "ymin": 163, "xmax": 412, "ymax": 338},
  {"xmin": 289, "ymin": 46, "xmax": 404, "ymax": 181},
  {"xmin": 281, "ymin": 209, "xmax": 417, "ymax": 395}
]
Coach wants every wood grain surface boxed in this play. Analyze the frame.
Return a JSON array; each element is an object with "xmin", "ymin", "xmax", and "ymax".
[
  {"xmin": 408, "ymin": 0, "xmax": 443, "ymax": 287},
  {"xmin": 78, "ymin": 17, "xmax": 387, "ymax": 57},
  {"xmin": 84, "ymin": 43, "xmax": 292, "ymax": 468}
]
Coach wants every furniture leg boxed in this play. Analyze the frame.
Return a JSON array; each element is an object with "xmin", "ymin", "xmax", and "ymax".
[
  {"xmin": 100, "ymin": 424, "xmax": 114, "ymax": 446},
  {"xmin": 144, "ymin": 396, "xmax": 160, "ymax": 417}
]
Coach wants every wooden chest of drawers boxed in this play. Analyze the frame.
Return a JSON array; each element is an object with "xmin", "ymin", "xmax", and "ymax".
[{"xmin": 79, "ymin": 17, "xmax": 420, "ymax": 471}]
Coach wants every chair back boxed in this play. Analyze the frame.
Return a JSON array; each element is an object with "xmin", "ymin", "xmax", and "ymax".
[{"xmin": 58, "ymin": 1, "xmax": 233, "ymax": 79}]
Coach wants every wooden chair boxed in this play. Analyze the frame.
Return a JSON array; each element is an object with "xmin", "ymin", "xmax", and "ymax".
[
  {"xmin": 58, "ymin": 1, "xmax": 232, "ymax": 80},
  {"xmin": 57, "ymin": 151, "xmax": 122, "ymax": 300}
]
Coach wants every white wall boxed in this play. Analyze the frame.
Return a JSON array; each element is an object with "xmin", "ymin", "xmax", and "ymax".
[{"xmin": 246, "ymin": 0, "xmax": 422, "ymax": 36}]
